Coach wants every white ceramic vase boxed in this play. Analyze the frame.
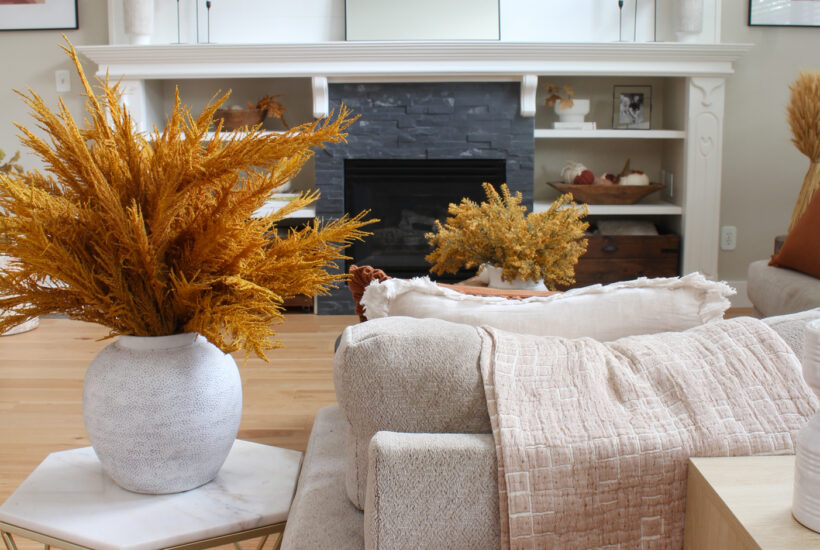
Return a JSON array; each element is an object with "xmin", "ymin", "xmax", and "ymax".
[
  {"xmin": 554, "ymin": 99, "xmax": 590, "ymax": 123},
  {"xmin": 0, "ymin": 255, "xmax": 39, "ymax": 336},
  {"xmin": 674, "ymin": 0, "xmax": 704, "ymax": 42},
  {"xmin": 793, "ymin": 319, "xmax": 820, "ymax": 531},
  {"xmin": 478, "ymin": 264, "xmax": 547, "ymax": 291},
  {"xmin": 123, "ymin": 0, "xmax": 154, "ymax": 45},
  {"xmin": 82, "ymin": 332, "xmax": 242, "ymax": 494}
]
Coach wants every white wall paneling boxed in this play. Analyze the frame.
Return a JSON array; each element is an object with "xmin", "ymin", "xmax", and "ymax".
[{"xmin": 681, "ymin": 76, "xmax": 726, "ymax": 279}]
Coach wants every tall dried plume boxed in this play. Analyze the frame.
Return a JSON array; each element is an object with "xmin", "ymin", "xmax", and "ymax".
[
  {"xmin": 0, "ymin": 40, "xmax": 373, "ymax": 359},
  {"xmin": 787, "ymin": 70, "xmax": 820, "ymax": 231}
]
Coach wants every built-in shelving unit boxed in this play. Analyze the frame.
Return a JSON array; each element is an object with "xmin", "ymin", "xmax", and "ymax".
[{"xmin": 77, "ymin": 41, "xmax": 751, "ymax": 280}]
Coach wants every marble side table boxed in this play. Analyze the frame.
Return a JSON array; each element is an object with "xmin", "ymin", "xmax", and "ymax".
[{"xmin": 0, "ymin": 440, "xmax": 302, "ymax": 550}]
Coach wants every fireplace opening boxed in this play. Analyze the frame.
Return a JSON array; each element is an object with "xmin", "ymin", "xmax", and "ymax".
[{"xmin": 345, "ymin": 158, "xmax": 506, "ymax": 280}]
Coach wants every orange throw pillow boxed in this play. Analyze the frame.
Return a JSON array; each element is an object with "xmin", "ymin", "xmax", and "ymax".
[{"xmin": 770, "ymin": 189, "xmax": 820, "ymax": 278}]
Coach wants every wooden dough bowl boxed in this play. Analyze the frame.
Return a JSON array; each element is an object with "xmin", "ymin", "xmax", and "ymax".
[{"xmin": 549, "ymin": 182, "xmax": 665, "ymax": 205}]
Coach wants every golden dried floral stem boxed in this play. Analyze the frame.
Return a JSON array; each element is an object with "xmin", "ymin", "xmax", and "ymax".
[
  {"xmin": 0, "ymin": 40, "xmax": 374, "ymax": 359},
  {"xmin": 789, "ymin": 161, "xmax": 820, "ymax": 232}
]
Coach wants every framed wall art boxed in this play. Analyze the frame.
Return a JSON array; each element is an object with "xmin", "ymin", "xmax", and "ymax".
[
  {"xmin": 0, "ymin": 0, "xmax": 78, "ymax": 31},
  {"xmin": 749, "ymin": 0, "xmax": 820, "ymax": 27},
  {"xmin": 612, "ymin": 85, "xmax": 652, "ymax": 130}
]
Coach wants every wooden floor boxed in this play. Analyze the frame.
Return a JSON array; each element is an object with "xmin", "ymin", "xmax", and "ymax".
[{"xmin": 0, "ymin": 313, "xmax": 357, "ymax": 550}]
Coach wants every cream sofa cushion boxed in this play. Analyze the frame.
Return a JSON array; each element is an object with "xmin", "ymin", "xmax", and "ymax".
[{"xmin": 360, "ymin": 273, "xmax": 734, "ymax": 341}]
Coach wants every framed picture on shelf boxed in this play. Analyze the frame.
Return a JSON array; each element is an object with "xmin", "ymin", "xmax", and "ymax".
[
  {"xmin": 612, "ymin": 85, "xmax": 651, "ymax": 130},
  {"xmin": 0, "ymin": 0, "xmax": 78, "ymax": 31},
  {"xmin": 749, "ymin": 0, "xmax": 820, "ymax": 27}
]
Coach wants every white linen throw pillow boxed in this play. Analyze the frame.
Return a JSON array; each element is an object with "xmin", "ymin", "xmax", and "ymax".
[{"xmin": 360, "ymin": 273, "xmax": 734, "ymax": 341}]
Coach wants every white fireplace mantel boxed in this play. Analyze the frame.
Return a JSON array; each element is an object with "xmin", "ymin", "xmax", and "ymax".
[
  {"xmin": 77, "ymin": 41, "xmax": 751, "ymax": 281},
  {"xmin": 78, "ymin": 42, "xmax": 751, "ymax": 118}
]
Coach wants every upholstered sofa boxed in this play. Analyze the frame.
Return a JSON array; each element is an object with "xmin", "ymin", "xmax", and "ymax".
[
  {"xmin": 748, "ymin": 259, "xmax": 820, "ymax": 317},
  {"xmin": 279, "ymin": 307, "xmax": 820, "ymax": 549}
]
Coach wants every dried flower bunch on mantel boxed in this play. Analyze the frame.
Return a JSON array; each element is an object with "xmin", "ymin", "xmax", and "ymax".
[
  {"xmin": 0, "ymin": 40, "xmax": 373, "ymax": 359},
  {"xmin": 253, "ymin": 94, "xmax": 289, "ymax": 128},
  {"xmin": 214, "ymin": 93, "xmax": 289, "ymax": 132},
  {"xmin": 425, "ymin": 183, "xmax": 588, "ymax": 290},
  {"xmin": 544, "ymin": 83, "xmax": 575, "ymax": 110}
]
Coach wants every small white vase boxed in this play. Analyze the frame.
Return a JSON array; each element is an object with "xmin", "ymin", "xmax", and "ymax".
[
  {"xmin": 82, "ymin": 332, "xmax": 242, "ymax": 494},
  {"xmin": 674, "ymin": 0, "xmax": 703, "ymax": 42},
  {"xmin": 478, "ymin": 264, "xmax": 547, "ymax": 291},
  {"xmin": 554, "ymin": 99, "xmax": 590, "ymax": 124},
  {"xmin": 0, "ymin": 255, "xmax": 39, "ymax": 336},
  {"xmin": 123, "ymin": 0, "xmax": 154, "ymax": 45},
  {"xmin": 793, "ymin": 319, "xmax": 820, "ymax": 531}
]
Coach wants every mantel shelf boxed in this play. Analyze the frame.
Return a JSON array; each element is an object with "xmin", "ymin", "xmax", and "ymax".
[
  {"xmin": 534, "ymin": 129, "xmax": 686, "ymax": 139},
  {"xmin": 77, "ymin": 42, "xmax": 753, "ymax": 81}
]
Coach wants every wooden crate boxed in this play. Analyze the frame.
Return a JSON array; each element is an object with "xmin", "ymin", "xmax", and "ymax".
[{"xmin": 566, "ymin": 234, "xmax": 680, "ymax": 289}]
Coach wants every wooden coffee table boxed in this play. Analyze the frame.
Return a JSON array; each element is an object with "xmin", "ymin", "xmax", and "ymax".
[
  {"xmin": 684, "ymin": 455, "xmax": 820, "ymax": 550},
  {"xmin": 0, "ymin": 440, "xmax": 301, "ymax": 550}
]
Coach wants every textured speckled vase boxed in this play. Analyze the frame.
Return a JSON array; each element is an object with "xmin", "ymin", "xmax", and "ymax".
[
  {"xmin": 794, "ymin": 319, "xmax": 820, "ymax": 531},
  {"xmin": 82, "ymin": 332, "xmax": 242, "ymax": 494}
]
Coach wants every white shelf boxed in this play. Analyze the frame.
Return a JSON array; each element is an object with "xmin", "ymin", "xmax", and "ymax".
[
  {"xmin": 203, "ymin": 130, "xmax": 285, "ymax": 140},
  {"xmin": 533, "ymin": 199, "xmax": 682, "ymax": 216},
  {"xmin": 534, "ymin": 129, "xmax": 686, "ymax": 139},
  {"xmin": 253, "ymin": 195, "xmax": 315, "ymax": 219}
]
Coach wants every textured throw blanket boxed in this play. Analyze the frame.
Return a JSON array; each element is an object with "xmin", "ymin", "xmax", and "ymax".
[{"xmin": 479, "ymin": 317, "xmax": 818, "ymax": 549}]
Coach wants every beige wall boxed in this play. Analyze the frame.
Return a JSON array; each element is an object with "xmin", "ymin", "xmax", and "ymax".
[
  {"xmin": 720, "ymin": 1, "xmax": 820, "ymax": 282},
  {"xmin": 0, "ymin": 0, "xmax": 107, "ymax": 170}
]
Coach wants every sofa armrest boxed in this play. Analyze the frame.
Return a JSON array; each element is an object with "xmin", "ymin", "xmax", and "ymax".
[
  {"xmin": 334, "ymin": 316, "xmax": 491, "ymax": 509},
  {"xmin": 364, "ymin": 431, "xmax": 499, "ymax": 550}
]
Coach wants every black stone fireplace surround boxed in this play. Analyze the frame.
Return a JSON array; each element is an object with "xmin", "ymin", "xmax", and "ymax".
[
  {"xmin": 315, "ymin": 82, "xmax": 534, "ymax": 314},
  {"xmin": 345, "ymin": 158, "xmax": 507, "ymax": 281}
]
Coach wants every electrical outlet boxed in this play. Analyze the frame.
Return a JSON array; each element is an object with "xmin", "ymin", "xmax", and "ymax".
[
  {"xmin": 55, "ymin": 69, "xmax": 70, "ymax": 93},
  {"xmin": 720, "ymin": 225, "xmax": 737, "ymax": 251}
]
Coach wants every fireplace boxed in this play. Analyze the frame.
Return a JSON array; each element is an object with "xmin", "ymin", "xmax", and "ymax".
[
  {"xmin": 345, "ymin": 158, "xmax": 506, "ymax": 280},
  {"xmin": 315, "ymin": 81, "xmax": 533, "ymax": 313}
]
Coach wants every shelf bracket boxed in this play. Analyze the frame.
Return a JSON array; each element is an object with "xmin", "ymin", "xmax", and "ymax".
[
  {"xmin": 520, "ymin": 74, "xmax": 538, "ymax": 118},
  {"xmin": 312, "ymin": 76, "xmax": 329, "ymax": 119}
]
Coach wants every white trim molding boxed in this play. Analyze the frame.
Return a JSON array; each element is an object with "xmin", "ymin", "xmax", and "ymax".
[
  {"xmin": 311, "ymin": 76, "xmax": 329, "ymax": 119},
  {"xmin": 78, "ymin": 42, "xmax": 752, "ymax": 81},
  {"xmin": 519, "ymin": 74, "xmax": 538, "ymax": 118}
]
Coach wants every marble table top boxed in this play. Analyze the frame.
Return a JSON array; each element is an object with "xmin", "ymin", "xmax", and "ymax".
[{"xmin": 0, "ymin": 440, "xmax": 302, "ymax": 550}]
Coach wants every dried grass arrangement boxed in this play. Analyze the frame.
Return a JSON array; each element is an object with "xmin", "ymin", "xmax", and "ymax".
[
  {"xmin": 425, "ymin": 183, "xmax": 589, "ymax": 290},
  {"xmin": 0, "ymin": 41, "xmax": 373, "ymax": 359},
  {"xmin": 787, "ymin": 70, "xmax": 820, "ymax": 231}
]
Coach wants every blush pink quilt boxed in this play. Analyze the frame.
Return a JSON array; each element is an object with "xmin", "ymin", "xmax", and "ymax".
[{"xmin": 479, "ymin": 317, "xmax": 817, "ymax": 549}]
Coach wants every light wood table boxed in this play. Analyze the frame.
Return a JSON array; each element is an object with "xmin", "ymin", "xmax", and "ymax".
[{"xmin": 684, "ymin": 455, "xmax": 820, "ymax": 550}]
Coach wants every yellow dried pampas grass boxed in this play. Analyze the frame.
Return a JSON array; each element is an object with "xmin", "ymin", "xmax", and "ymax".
[
  {"xmin": 425, "ymin": 183, "xmax": 588, "ymax": 290},
  {"xmin": 0, "ymin": 40, "xmax": 374, "ymax": 359},
  {"xmin": 787, "ymin": 70, "xmax": 820, "ymax": 231}
]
